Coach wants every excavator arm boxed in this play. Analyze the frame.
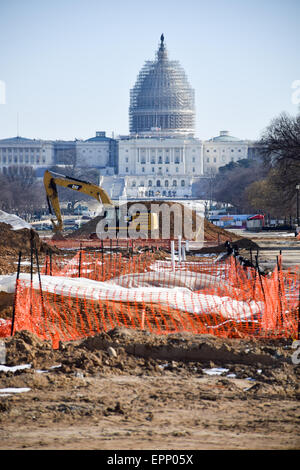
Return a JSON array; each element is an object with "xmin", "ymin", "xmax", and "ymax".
[{"xmin": 43, "ymin": 170, "xmax": 113, "ymax": 232}]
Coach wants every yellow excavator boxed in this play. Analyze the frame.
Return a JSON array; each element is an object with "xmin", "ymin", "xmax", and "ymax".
[{"xmin": 43, "ymin": 170, "xmax": 158, "ymax": 238}]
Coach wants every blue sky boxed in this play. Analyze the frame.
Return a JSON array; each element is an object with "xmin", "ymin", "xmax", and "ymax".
[{"xmin": 0, "ymin": 0, "xmax": 299, "ymax": 141}]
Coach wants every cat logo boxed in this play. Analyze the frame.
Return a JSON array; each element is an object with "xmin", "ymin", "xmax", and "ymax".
[{"xmin": 67, "ymin": 183, "xmax": 82, "ymax": 190}]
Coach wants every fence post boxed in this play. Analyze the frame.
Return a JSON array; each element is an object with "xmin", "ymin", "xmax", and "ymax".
[
  {"xmin": 182, "ymin": 244, "xmax": 186, "ymax": 262},
  {"xmin": 178, "ymin": 235, "xmax": 182, "ymax": 263},
  {"xmin": 35, "ymin": 245, "xmax": 47, "ymax": 325},
  {"xmin": 277, "ymin": 254, "xmax": 283, "ymax": 322},
  {"xmin": 49, "ymin": 251, "xmax": 53, "ymax": 276},
  {"xmin": 171, "ymin": 240, "xmax": 175, "ymax": 272},
  {"xmin": 10, "ymin": 251, "xmax": 22, "ymax": 336},
  {"xmin": 78, "ymin": 243, "xmax": 84, "ymax": 278}
]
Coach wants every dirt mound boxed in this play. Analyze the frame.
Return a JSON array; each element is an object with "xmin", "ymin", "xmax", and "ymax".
[
  {"xmin": 0, "ymin": 223, "xmax": 60, "ymax": 275},
  {"xmin": 198, "ymin": 235, "xmax": 260, "ymax": 254},
  {"xmin": 67, "ymin": 201, "xmax": 242, "ymax": 244},
  {"xmin": 0, "ymin": 292, "xmax": 14, "ymax": 319},
  {"xmin": 2, "ymin": 327, "xmax": 293, "ymax": 372},
  {"xmin": 0, "ymin": 223, "xmax": 58, "ymax": 257},
  {"xmin": 203, "ymin": 218, "xmax": 241, "ymax": 243}
]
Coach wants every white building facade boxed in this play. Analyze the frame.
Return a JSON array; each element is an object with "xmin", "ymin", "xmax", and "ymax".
[
  {"xmin": 118, "ymin": 136, "xmax": 203, "ymax": 198},
  {"xmin": 202, "ymin": 130, "xmax": 249, "ymax": 174},
  {"xmin": 0, "ymin": 136, "xmax": 55, "ymax": 176},
  {"xmin": 76, "ymin": 131, "xmax": 117, "ymax": 175}
]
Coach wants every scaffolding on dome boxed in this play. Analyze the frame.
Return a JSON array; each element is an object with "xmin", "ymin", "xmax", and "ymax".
[{"xmin": 129, "ymin": 35, "xmax": 195, "ymax": 137}]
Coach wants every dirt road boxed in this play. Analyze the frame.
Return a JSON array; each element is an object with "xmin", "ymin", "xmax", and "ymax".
[{"xmin": 1, "ymin": 329, "xmax": 299, "ymax": 450}]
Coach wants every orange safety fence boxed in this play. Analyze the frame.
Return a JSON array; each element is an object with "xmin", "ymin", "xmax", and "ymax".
[
  {"xmin": 42, "ymin": 238, "xmax": 175, "ymax": 251},
  {"xmin": 41, "ymin": 251, "xmax": 158, "ymax": 281},
  {"xmin": 42, "ymin": 237, "xmax": 221, "ymax": 251},
  {"xmin": 0, "ymin": 253, "xmax": 298, "ymax": 348}
]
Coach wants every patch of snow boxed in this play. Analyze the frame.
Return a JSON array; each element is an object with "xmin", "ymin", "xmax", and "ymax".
[
  {"xmin": 0, "ymin": 210, "xmax": 31, "ymax": 230},
  {"xmin": 0, "ymin": 387, "xmax": 31, "ymax": 394},
  {"xmin": 36, "ymin": 364, "xmax": 61, "ymax": 374},
  {"xmin": 203, "ymin": 367, "xmax": 229, "ymax": 376},
  {"xmin": 0, "ymin": 364, "xmax": 31, "ymax": 373}
]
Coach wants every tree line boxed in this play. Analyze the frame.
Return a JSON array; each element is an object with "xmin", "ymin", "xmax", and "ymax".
[{"xmin": 195, "ymin": 112, "xmax": 300, "ymax": 220}]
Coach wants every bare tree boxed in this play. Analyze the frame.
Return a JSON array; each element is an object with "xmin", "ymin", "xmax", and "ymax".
[
  {"xmin": 0, "ymin": 166, "xmax": 45, "ymax": 216},
  {"xmin": 210, "ymin": 159, "xmax": 267, "ymax": 212},
  {"xmin": 259, "ymin": 112, "xmax": 300, "ymax": 205}
]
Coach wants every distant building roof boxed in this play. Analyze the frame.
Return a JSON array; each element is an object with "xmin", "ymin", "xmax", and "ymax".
[
  {"xmin": 84, "ymin": 131, "xmax": 114, "ymax": 143},
  {"xmin": 209, "ymin": 130, "xmax": 243, "ymax": 142},
  {"xmin": 0, "ymin": 136, "xmax": 38, "ymax": 143}
]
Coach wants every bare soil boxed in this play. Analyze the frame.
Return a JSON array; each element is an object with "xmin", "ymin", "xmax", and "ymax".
[
  {"xmin": 67, "ymin": 201, "xmax": 243, "ymax": 244},
  {"xmin": 0, "ymin": 329, "xmax": 299, "ymax": 450},
  {"xmin": 0, "ymin": 223, "xmax": 60, "ymax": 275}
]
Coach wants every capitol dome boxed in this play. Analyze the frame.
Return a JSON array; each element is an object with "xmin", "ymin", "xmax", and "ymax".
[{"xmin": 129, "ymin": 35, "xmax": 195, "ymax": 137}]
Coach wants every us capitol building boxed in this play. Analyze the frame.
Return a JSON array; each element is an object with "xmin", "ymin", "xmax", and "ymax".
[{"xmin": 0, "ymin": 35, "xmax": 260, "ymax": 199}]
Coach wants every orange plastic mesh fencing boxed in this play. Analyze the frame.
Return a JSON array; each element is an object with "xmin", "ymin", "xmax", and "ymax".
[
  {"xmin": 5, "ymin": 253, "xmax": 299, "ymax": 348},
  {"xmin": 41, "ymin": 251, "xmax": 158, "ymax": 281},
  {"xmin": 43, "ymin": 238, "xmax": 174, "ymax": 251}
]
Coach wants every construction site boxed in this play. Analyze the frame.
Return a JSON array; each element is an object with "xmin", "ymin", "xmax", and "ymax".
[
  {"xmin": 0, "ymin": 197, "xmax": 299, "ymax": 451},
  {"xmin": 0, "ymin": 11, "xmax": 299, "ymax": 453}
]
